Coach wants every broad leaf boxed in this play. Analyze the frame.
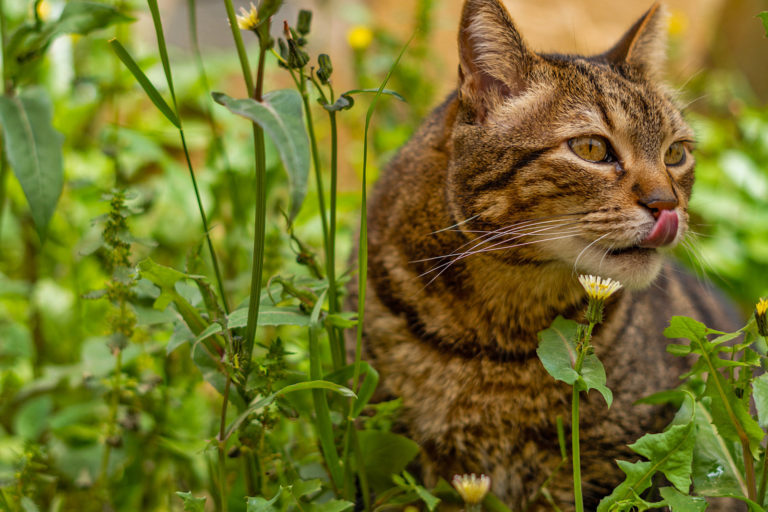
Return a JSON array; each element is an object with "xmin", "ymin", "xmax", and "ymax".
[
  {"xmin": 580, "ymin": 353, "xmax": 613, "ymax": 407},
  {"xmin": 306, "ymin": 500, "xmax": 354, "ymax": 512},
  {"xmin": 213, "ymin": 90, "xmax": 309, "ymax": 220},
  {"xmin": 537, "ymin": 316, "xmax": 579, "ymax": 385},
  {"xmin": 246, "ymin": 492, "xmax": 280, "ymax": 512},
  {"xmin": 752, "ymin": 373, "xmax": 768, "ymax": 429},
  {"xmin": 357, "ymin": 430, "xmax": 420, "ymax": 492},
  {"xmin": 691, "ymin": 404, "xmax": 747, "ymax": 498},
  {"xmin": 0, "ymin": 88, "xmax": 63, "ymax": 239},
  {"xmin": 629, "ymin": 423, "xmax": 695, "ymax": 493},
  {"xmin": 597, "ymin": 460, "xmax": 654, "ymax": 512},
  {"xmin": 55, "ymin": 2, "xmax": 133, "ymax": 35},
  {"xmin": 228, "ymin": 304, "xmax": 310, "ymax": 329}
]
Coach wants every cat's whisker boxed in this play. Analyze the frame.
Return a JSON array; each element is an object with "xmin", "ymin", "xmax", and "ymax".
[
  {"xmin": 429, "ymin": 214, "xmax": 480, "ymax": 235},
  {"xmin": 598, "ymin": 241, "xmax": 617, "ymax": 273},
  {"xmin": 413, "ymin": 220, "xmax": 582, "ymax": 264},
  {"xmin": 571, "ymin": 232, "xmax": 613, "ymax": 275},
  {"xmin": 418, "ymin": 233, "xmax": 581, "ymax": 286}
]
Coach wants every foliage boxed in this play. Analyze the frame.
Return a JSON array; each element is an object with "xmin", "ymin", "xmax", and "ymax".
[{"xmin": 0, "ymin": 1, "xmax": 766, "ymax": 512}]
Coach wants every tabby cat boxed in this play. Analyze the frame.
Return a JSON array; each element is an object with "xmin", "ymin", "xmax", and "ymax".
[{"xmin": 352, "ymin": 1, "xmax": 739, "ymax": 510}]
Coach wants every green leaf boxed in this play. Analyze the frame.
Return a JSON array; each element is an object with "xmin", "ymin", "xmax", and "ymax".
[
  {"xmin": 580, "ymin": 352, "xmax": 613, "ymax": 407},
  {"xmin": 175, "ymin": 491, "xmax": 206, "ymax": 512},
  {"xmin": 754, "ymin": 373, "xmax": 768, "ymax": 429},
  {"xmin": 536, "ymin": 316, "xmax": 579, "ymax": 385},
  {"xmin": 137, "ymin": 259, "xmax": 206, "ymax": 334},
  {"xmin": 323, "ymin": 362, "xmax": 380, "ymax": 417},
  {"xmin": 228, "ymin": 304, "xmax": 310, "ymax": 328},
  {"xmin": 212, "ymin": 90, "xmax": 309, "ymax": 221},
  {"xmin": 691, "ymin": 404, "xmax": 747, "ymax": 498},
  {"xmin": 109, "ymin": 39, "xmax": 180, "ymax": 127},
  {"xmin": 664, "ymin": 316, "xmax": 709, "ymax": 344},
  {"xmin": 704, "ymin": 371, "xmax": 764, "ymax": 458},
  {"xmin": 54, "ymin": 2, "xmax": 133, "ymax": 35},
  {"xmin": 20, "ymin": 498, "xmax": 39, "ymax": 512},
  {"xmin": 667, "ymin": 344, "xmax": 692, "ymax": 357},
  {"xmin": 402, "ymin": 471, "xmax": 441, "ymax": 512},
  {"xmin": 224, "ymin": 380, "xmax": 355, "ymax": 439},
  {"xmin": 629, "ymin": 423, "xmax": 695, "ymax": 493},
  {"xmin": 597, "ymin": 460, "xmax": 655, "ymax": 512},
  {"xmin": 305, "ymin": 500, "xmax": 354, "ymax": 512},
  {"xmin": 658, "ymin": 487, "xmax": 707, "ymax": 512},
  {"xmin": 758, "ymin": 12, "xmax": 768, "ymax": 38},
  {"xmin": 358, "ymin": 430, "xmax": 420, "ymax": 492},
  {"xmin": 0, "ymin": 88, "xmax": 63, "ymax": 239},
  {"xmin": 246, "ymin": 492, "xmax": 280, "ymax": 512},
  {"xmin": 342, "ymin": 88, "xmax": 407, "ymax": 102},
  {"xmin": 482, "ymin": 493, "xmax": 513, "ymax": 512},
  {"xmin": 290, "ymin": 479, "xmax": 322, "ymax": 499}
]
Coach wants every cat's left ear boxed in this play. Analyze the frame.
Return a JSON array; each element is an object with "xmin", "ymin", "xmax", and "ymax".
[{"xmin": 602, "ymin": 3, "xmax": 667, "ymax": 79}]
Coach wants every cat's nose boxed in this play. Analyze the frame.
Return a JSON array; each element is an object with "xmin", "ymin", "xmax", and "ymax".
[{"xmin": 642, "ymin": 197, "xmax": 678, "ymax": 219}]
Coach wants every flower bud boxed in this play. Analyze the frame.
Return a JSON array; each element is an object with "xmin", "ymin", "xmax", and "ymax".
[
  {"xmin": 756, "ymin": 298, "xmax": 768, "ymax": 337},
  {"xmin": 317, "ymin": 54, "xmax": 333, "ymax": 84},
  {"xmin": 578, "ymin": 274, "xmax": 622, "ymax": 325},
  {"xmin": 297, "ymin": 9, "xmax": 312, "ymax": 36}
]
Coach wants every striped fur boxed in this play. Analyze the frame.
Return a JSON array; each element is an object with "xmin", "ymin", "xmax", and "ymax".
[{"xmin": 349, "ymin": 1, "xmax": 740, "ymax": 510}]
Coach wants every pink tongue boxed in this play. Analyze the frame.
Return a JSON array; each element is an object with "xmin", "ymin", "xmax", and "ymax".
[{"xmin": 640, "ymin": 210, "xmax": 678, "ymax": 248}]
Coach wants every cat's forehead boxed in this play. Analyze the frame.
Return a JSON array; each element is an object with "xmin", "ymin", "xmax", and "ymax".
[{"xmin": 492, "ymin": 53, "xmax": 693, "ymax": 157}]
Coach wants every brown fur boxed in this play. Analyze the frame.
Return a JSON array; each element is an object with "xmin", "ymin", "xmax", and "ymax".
[{"xmin": 349, "ymin": 1, "xmax": 740, "ymax": 510}]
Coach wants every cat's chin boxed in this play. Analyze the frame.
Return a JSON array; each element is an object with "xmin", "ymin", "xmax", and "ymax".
[{"xmin": 558, "ymin": 243, "xmax": 665, "ymax": 290}]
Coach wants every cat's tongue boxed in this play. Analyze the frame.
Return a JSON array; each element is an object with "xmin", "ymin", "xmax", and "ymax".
[{"xmin": 639, "ymin": 210, "xmax": 678, "ymax": 248}]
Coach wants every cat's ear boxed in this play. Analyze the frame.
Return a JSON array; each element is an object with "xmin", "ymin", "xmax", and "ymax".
[
  {"xmin": 457, "ymin": 0, "xmax": 533, "ymax": 120},
  {"xmin": 602, "ymin": 3, "xmax": 667, "ymax": 79}
]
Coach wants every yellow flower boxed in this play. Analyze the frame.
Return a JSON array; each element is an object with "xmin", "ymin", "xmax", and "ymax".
[
  {"xmin": 236, "ymin": 2, "xmax": 259, "ymax": 31},
  {"xmin": 578, "ymin": 275, "xmax": 622, "ymax": 301},
  {"xmin": 756, "ymin": 298, "xmax": 768, "ymax": 337},
  {"xmin": 347, "ymin": 25, "xmax": 373, "ymax": 50},
  {"xmin": 36, "ymin": 0, "xmax": 51, "ymax": 21},
  {"xmin": 452, "ymin": 473, "xmax": 490, "ymax": 505},
  {"xmin": 668, "ymin": 9, "xmax": 689, "ymax": 37}
]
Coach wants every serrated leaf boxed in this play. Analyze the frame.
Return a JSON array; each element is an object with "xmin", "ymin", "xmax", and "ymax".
[
  {"xmin": 0, "ymin": 88, "xmax": 63, "ymax": 240},
  {"xmin": 536, "ymin": 316, "xmax": 579, "ymax": 385},
  {"xmin": 175, "ymin": 491, "xmax": 206, "ymax": 512},
  {"xmin": 597, "ymin": 460, "xmax": 655, "ymax": 512},
  {"xmin": 629, "ymin": 423, "xmax": 695, "ymax": 493},
  {"xmin": 665, "ymin": 316, "xmax": 709, "ymax": 344},
  {"xmin": 753, "ymin": 373, "xmax": 768, "ymax": 428},
  {"xmin": 213, "ymin": 90, "xmax": 309, "ymax": 220},
  {"xmin": 658, "ymin": 487, "xmax": 707, "ymax": 511},
  {"xmin": 54, "ymin": 2, "xmax": 133, "ymax": 35}
]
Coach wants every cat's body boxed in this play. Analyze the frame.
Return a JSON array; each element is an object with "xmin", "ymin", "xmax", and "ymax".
[{"xmin": 351, "ymin": 1, "xmax": 740, "ymax": 510}]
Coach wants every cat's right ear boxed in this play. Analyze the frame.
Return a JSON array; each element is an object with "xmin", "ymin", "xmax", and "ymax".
[{"xmin": 458, "ymin": 0, "xmax": 533, "ymax": 121}]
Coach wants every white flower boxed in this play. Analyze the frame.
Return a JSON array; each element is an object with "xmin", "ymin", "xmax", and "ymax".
[
  {"xmin": 236, "ymin": 3, "xmax": 259, "ymax": 31},
  {"xmin": 578, "ymin": 274, "xmax": 622, "ymax": 301},
  {"xmin": 452, "ymin": 473, "xmax": 491, "ymax": 505}
]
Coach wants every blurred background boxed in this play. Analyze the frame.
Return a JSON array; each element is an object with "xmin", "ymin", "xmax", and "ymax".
[{"xmin": 1, "ymin": 0, "xmax": 767, "ymax": 510}]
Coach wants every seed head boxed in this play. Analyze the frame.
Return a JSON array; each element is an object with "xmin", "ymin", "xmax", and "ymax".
[
  {"xmin": 236, "ymin": 3, "xmax": 260, "ymax": 31},
  {"xmin": 452, "ymin": 473, "xmax": 490, "ymax": 505},
  {"xmin": 756, "ymin": 298, "xmax": 768, "ymax": 337}
]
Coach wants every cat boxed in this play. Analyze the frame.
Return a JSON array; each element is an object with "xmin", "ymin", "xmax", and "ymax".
[{"xmin": 350, "ymin": 0, "xmax": 741, "ymax": 510}]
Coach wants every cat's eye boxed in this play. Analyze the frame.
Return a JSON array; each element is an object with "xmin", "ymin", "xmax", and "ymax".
[
  {"xmin": 664, "ymin": 142, "xmax": 686, "ymax": 166},
  {"xmin": 568, "ymin": 136, "xmax": 612, "ymax": 163}
]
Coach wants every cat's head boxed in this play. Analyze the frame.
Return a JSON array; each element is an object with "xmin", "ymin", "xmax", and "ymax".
[{"xmin": 447, "ymin": 0, "xmax": 694, "ymax": 289}]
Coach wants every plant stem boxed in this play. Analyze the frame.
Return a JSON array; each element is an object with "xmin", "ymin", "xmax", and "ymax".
[
  {"xmin": 759, "ymin": 446, "xmax": 768, "ymax": 505},
  {"xmin": 327, "ymin": 110, "xmax": 344, "ymax": 367},
  {"xmin": 243, "ymin": 43, "xmax": 268, "ymax": 365},
  {"xmin": 100, "ymin": 348, "xmax": 123, "ymax": 483},
  {"xmin": 570, "ymin": 323, "xmax": 592, "ymax": 512},
  {"xmin": 217, "ymin": 377, "xmax": 231, "ymax": 512}
]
